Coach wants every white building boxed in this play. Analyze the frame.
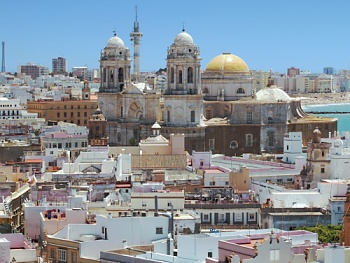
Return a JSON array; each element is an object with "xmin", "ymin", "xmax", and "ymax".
[
  {"xmin": 40, "ymin": 122, "xmax": 89, "ymax": 161},
  {"xmin": 130, "ymin": 191, "xmax": 185, "ymax": 211},
  {"xmin": 283, "ymin": 132, "xmax": 304, "ymax": 164},
  {"xmin": 48, "ymin": 214, "xmax": 172, "ymax": 261},
  {"xmin": 0, "ymin": 97, "xmax": 37, "ymax": 121}
]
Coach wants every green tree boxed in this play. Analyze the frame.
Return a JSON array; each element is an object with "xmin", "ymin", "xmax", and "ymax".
[
  {"xmin": 129, "ymin": 138, "xmax": 138, "ymax": 146},
  {"xmin": 298, "ymin": 224, "xmax": 343, "ymax": 244}
]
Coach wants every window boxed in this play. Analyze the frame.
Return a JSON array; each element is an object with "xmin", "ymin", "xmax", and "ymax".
[
  {"xmin": 75, "ymin": 142, "xmax": 78, "ymax": 148},
  {"xmin": 277, "ymin": 179, "xmax": 283, "ymax": 183},
  {"xmin": 57, "ymin": 249, "xmax": 67, "ymax": 262},
  {"xmin": 270, "ymin": 249, "xmax": 280, "ymax": 261},
  {"xmin": 64, "ymin": 112, "xmax": 67, "ymax": 117},
  {"xmin": 209, "ymin": 139, "xmax": 215, "ymax": 150},
  {"xmin": 167, "ymin": 110, "xmax": 170, "ymax": 122},
  {"xmin": 203, "ymin": 214, "xmax": 209, "ymax": 221},
  {"xmin": 268, "ymin": 134, "xmax": 274, "ymax": 147},
  {"xmin": 191, "ymin": 110, "xmax": 195, "ymax": 122},
  {"xmin": 209, "ymin": 181, "xmax": 215, "ymax": 186},
  {"xmin": 246, "ymin": 134, "xmax": 253, "ymax": 147},
  {"xmin": 142, "ymin": 201, "xmax": 146, "ymax": 207},
  {"xmin": 171, "ymin": 68, "xmax": 174, "ymax": 83},
  {"xmin": 72, "ymin": 252, "xmax": 77, "ymax": 263},
  {"xmin": 188, "ymin": 67, "xmax": 193, "ymax": 83},
  {"xmin": 84, "ymin": 112, "xmax": 87, "ymax": 117},
  {"xmin": 167, "ymin": 202, "xmax": 172, "ymax": 207},
  {"xmin": 246, "ymin": 111, "xmax": 252, "ymax": 124},
  {"xmin": 229, "ymin": 140, "xmax": 237, "ymax": 149},
  {"xmin": 205, "ymin": 109, "xmax": 212, "ymax": 119},
  {"xmin": 178, "ymin": 70, "xmax": 183, "ymax": 84},
  {"xmin": 156, "ymin": 227, "xmax": 163, "ymax": 234},
  {"xmin": 50, "ymin": 249, "xmax": 55, "ymax": 259},
  {"xmin": 77, "ymin": 112, "xmax": 80, "ymax": 117},
  {"xmin": 208, "ymin": 252, "xmax": 213, "ymax": 258},
  {"xmin": 71, "ymin": 112, "xmax": 74, "ymax": 117},
  {"xmin": 121, "ymin": 107, "xmax": 123, "ymax": 118},
  {"xmin": 58, "ymin": 143, "xmax": 62, "ymax": 148},
  {"xmin": 57, "ymin": 112, "xmax": 60, "ymax": 118},
  {"xmin": 248, "ymin": 213, "xmax": 256, "ymax": 221},
  {"xmin": 321, "ymin": 168, "xmax": 325, "ymax": 173},
  {"xmin": 237, "ymin": 88, "xmax": 245, "ymax": 94},
  {"xmin": 234, "ymin": 213, "xmax": 242, "ymax": 222}
]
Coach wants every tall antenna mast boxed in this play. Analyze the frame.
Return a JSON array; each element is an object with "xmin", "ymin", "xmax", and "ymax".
[
  {"xmin": 130, "ymin": 6, "xmax": 143, "ymax": 83},
  {"xmin": 1, "ymin": 42, "xmax": 5, "ymax": 73}
]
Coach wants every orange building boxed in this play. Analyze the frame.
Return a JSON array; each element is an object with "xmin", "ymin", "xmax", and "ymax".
[{"xmin": 27, "ymin": 82, "xmax": 98, "ymax": 126}]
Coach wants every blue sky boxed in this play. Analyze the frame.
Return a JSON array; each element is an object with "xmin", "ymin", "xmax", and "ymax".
[{"xmin": 2, "ymin": 1, "xmax": 350, "ymax": 74}]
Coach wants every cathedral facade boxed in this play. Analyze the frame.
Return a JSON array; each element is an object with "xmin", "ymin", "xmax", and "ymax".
[{"xmin": 98, "ymin": 24, "xmax": 337, "ymax": 155}]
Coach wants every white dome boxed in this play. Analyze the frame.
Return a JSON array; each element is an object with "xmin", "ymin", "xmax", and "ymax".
[
  {"xmin": 106, "ymin": 34, "xmax": 125, "ymax": 48},
  {"xmin": 255, "ymin": 85, "xmax": 291, "ymax": 102},
  {"xmin": 174, "ymin": 30, "xmax": 194, "ymax": 45}
]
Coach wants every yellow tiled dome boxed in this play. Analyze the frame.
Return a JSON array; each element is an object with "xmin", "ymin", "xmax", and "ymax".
[{"xmin": 205, "ymin": 53, "xmax": 249, "ymax": 73}]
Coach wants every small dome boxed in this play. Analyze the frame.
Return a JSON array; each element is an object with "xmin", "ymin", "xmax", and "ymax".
[
  {"xmin": 205, "ymin": 53, "xmax": 249, "ymax": 73},
  {"xmin": 106, "ymin": 34, "xmax": 125, "ymax": 48},
  {"xmin": 255, "ymin": 85, "xmax": 291, "ymax": 102},
  {"xmin": 174, "ymin": 30, "xmax": 194, "ymax": 45},
  {"xmin": 151, "ymin": 122, "xmax": 161, "ymax": 129},
  {"xmin": 312, "ymin": 127, "xmax": 322, "ymax": 143}
]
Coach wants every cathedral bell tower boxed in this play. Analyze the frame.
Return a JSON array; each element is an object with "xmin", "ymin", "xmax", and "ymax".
[
  {"xmin": 99, "ymin": 32, "xmax": 131, "ymax": 93},
  {"xmin": 165, "ymin": 28, "xmax": 201, "ymax": 95},
  {"xmin": 163, "ymin": 28, "xmax": 203, "ymax": 127}
]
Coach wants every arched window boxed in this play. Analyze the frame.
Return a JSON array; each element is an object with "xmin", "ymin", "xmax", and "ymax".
[
  {"xmin": 188, "ymin": 67, "xmax": 193, "ymax": 83},
  {"xmin": 178, "ymin": 70, "xmax": 183, "ymax": 84},
  {"xmin": 230, "ymin": 141, "xmax": 238, "ymax": 149},
  {"xmin": 167, "ymin": 110, "xmax": 170, "ymax": 122},
  {"xmin": 110, "ymin": 70, "xmax": 114, "ymax": 82},
  {"xmin": 203, "ymin": 87, "xmax": 209, "ymax": 94},
  {"xmin": 103, "ymin": 69, "xmax": 106, "ymax": 82},
  {"xmin": 237, "ymin": 88, "xmax": 245, "ymax": 94},
  {"xmin": 171, "ymin": 68, "xmax": 174, "ymax": 83},
  {"xmin": 246, "ymin": 134, "xmax": 253, "ymax": 147},
  {"xmin": 268, "ymin": 110, "xmax": 273, "ymax": 124},
  {"xmin": 118, "ymin": 68, "xmax": 124, "ymax": 82}
]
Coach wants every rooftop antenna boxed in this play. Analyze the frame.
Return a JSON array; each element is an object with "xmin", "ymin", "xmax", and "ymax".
[
  {"xmin": 1, "ymin": 42, "xmax": 5, "ymax": 73},
  {"xmin": 130, "ymin": 5, "xmax": 143, "ymax": 82}
]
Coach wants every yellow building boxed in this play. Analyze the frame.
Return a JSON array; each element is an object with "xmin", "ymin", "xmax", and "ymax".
[{"xmin": 27, "ymin": 97, "xmax": 98, "ymax": 126}]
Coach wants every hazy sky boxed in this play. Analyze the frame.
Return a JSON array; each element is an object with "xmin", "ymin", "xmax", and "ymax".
[{"xmin": 2, "ymin": 0, "xmax": 350, "ymax": 74}]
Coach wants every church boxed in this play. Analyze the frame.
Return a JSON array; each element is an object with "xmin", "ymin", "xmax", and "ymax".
[{"xmin": 97, "ymin": 21, "xmax": 337, "ymax": 156}]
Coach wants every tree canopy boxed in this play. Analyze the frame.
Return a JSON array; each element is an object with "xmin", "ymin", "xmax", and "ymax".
[{"xmin": 298, "ymin": 224, "xmax": 343, "ymax": 244}]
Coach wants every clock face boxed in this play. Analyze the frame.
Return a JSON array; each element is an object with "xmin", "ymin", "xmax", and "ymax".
[{"xmin": 175, "ymin": 107, "xmax": 184, "ymax": 117}]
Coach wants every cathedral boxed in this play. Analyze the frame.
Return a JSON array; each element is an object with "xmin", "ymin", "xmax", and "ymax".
[{"xmin": 97, "ymin": 21, "xmax": 337, "ymax": 156}]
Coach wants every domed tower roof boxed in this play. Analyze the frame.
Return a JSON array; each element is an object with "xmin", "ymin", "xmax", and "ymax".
[
  {"xmin": 312, "ymin": 127, "xmax": 322, "ymax": 143},
  {"xmin": 255, "ymin": 85, "xmax": 291, "ymax": 102},
  {"xmin": 173, "ymin": 29, "xmax": 194, "ymax": 46},
  {"xmin": 106, "ymin": 33, "xmax": 125, "ymax": 49},
  {"xmin": 205, "ymin": 53, "xmax": 249, "ymax": 73}
]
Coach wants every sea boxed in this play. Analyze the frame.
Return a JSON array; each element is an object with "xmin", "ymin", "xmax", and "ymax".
[{"xmin": 302, "ymin": 103, "xmax": 350, "ymax": 134}]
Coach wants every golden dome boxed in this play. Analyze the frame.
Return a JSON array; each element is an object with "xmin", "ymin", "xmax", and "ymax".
[{"xmin": 205, "ymin": 53, "xmax": 249, "ymax": 73}]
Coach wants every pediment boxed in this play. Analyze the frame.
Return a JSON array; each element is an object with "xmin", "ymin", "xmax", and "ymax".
[{"xmin": 121, "ymin": 84, "xmax": 144, "ymax": 94}]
